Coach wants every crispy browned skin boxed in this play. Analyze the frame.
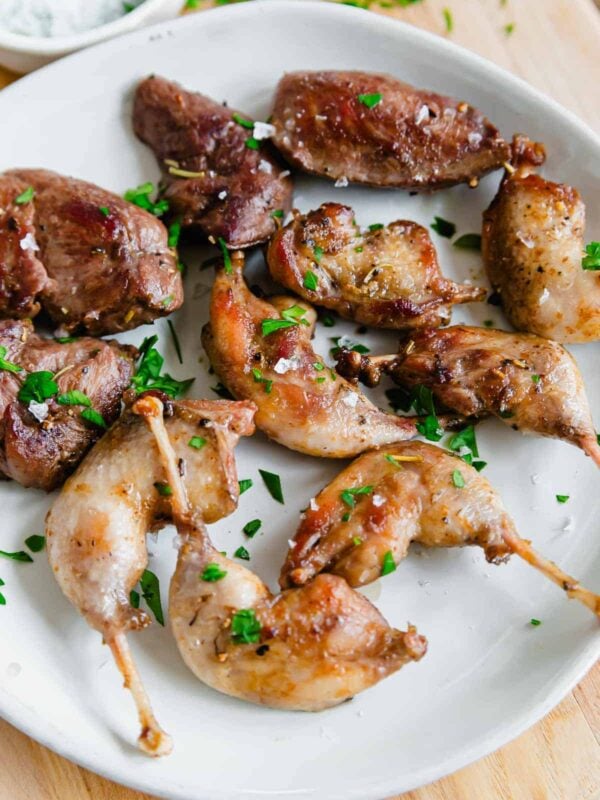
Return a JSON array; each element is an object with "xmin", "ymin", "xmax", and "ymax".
[
  {"xmin": 123, "ymin": 396, "xmax": 426, "ymax": 713},
  {"xmin": 3, "ymin": 169, "xmax": 182, "ymax": 335},
  {"xmin": 202, "ymin": 251, "xmax": 423, "ymax": 458},
  {"xmin": 0, "ymin": 175, "xmax": 48, "ymax": 319},
  {"xmin": 271, "ymin": 71, "xmax": 510, "ymax": 190},
  {"xmin": 0, "ymin": 319, "xmax": 136, "ymax": 490},
  {"xmin": 267, "ymin": 203, "xmax": 486, "ymax": 328},
  {"xmin": 46, "ymin": 396, "xmax": 256, "ymax": 756},
  {"xmin": 336, "ymin": 325, "xmax": 600, "ymax": 465},
  {"xmin": 279, "ymin": 442, "xmax": 600, "ymax": 619},
  {"xmin": 482, "ymin": 136, "xmax": 600, "ymax": 343},
  {"xmin": 133, "ymin": 76, "xmax": 293, "ymax": 248}
]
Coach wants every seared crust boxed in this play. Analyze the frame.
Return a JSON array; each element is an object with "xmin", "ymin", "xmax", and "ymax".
[
  {"xmin": 267, "ymin": 203, "xmax": 486, "ymax": 329},
  {"xmin": 133, "ymin": 75, "xmax": 293, "ymax": 248},
  {"xmin": 3, "ymin": 168, "xmax": 183, "ymax": 335},
  {"xmin": 0, "ymin": 175, "xmax": 48, "ymax": 319},
  {"xmin": 0, "ymin": 319, "xmax": 136, "ymax": 491},
  {"xmin": 482, "ymin": 135, "xmax": 600, "ymax": 343},
  {"xmin": 271, "ymin": 70, "xmax": 510, "ymax": 189}
]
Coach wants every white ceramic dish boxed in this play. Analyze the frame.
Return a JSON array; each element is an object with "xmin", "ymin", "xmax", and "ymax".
[
  {"xmin": 0, "ymin": 3, "xmax": 599, "ymax": 798},
  {"xmin": 0, "ymin": 0, "xmax": 182, "ymax": 73}
]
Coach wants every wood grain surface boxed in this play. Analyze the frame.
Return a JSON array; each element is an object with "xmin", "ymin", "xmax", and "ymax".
[{"xmin": 0, "ymin": 1, "xmax": 599, "ymax": 799}]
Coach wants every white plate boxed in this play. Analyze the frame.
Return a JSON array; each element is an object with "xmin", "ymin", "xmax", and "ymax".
[{"xmin": 0, "ymin": 3, "xmax": 599, "ymax": 798}]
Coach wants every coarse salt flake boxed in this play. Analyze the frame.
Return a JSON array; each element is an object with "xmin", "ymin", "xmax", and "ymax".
[
  {"xmin": 274, "ymin": 357, "xmax": 300, "ymax": 374},
  {"xmin": 218, "ymin": 190, "xmax": 227, "ymax": 200},
  {"xmin": 309, "ymin": 498, "xmax": 319, "ymax": 512},
  {"xmin": 372, "ymin": 494, "xmax": 386, "ymax": 507},
  {"xmin": 19, "ymin": 232, "xmax": 39, "ymax": 252},
  {"xmin": 415, "ymin": 105, "xmax": 430, "ymax": 125},
  {"xmin": 334, "ymin": 176, "xmax": 349, "ymax": 188},
  {"xmin": 342, "ymin": 392, "xmax": 359, "ymax": 408},
  {"xmin": 253, "ymin": 121, "xmax": 276, "ymax": 141},
  {"xmin": 28, "ymin": 401, "xmax": 48, "ymax": 422},
  {"xmin": 258, "ymin": 159, "xmax": 273, "ymax": 174}
]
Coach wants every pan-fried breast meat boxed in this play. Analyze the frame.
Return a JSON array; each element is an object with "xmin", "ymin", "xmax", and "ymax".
[
  {"xmin": 267, "ymin": 203, "xmax": 486, "ymax": 328},
  {"xmin": 133, "ymin": 75, "xmax": 293, "ymax": 248},
  {"xmin": 271, "ymin": 71, "xmax": 510, "ymax": 189},
  {"xmin": 0, "ymin": 319, "xmax": 136, "ymax": 491},
  {"xmin": 482, "ymin": 136, "xmax": 600, "ymax": 343},
  {"xmin": 1, "ymin": 169, "xmax": 183, "ymax": 335},
  {"xmin": 0, "ymin": 175, "xmax": 48, "ymax": 318}
]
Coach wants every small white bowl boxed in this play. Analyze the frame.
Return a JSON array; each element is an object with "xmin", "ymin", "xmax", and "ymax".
[{"xmin": 0, "ymin": 0, "xmax": 183, "ymax": 73}]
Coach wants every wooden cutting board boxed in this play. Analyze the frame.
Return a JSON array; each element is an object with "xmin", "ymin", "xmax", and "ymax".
[{"xmin": 0, "ymin": 2, "xmax": 599, "ymax": 799}]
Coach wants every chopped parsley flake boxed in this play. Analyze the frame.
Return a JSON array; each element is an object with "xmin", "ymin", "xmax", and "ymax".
[
  {"xmin": 124, "ymin": 182, "xmax": 168, "ymax": 217},
  {"xmin": 218, "ymin": 237, "xmax": 232, "ymax": 274},
  {"xmin": 232, "ymin": 112, "xmax": 254, "ymax": 129},
  {"xmin": 530, "ymin": 618, "xmax": 541, "ymax": 626},
  {"xmin": 431, "ymin": 216, "xmax": 456, "ymax": 238},
  {"xmin": 271, "ymin": 209, "xmax": 284, "ymax": 219},
  {"xmin": 243, "ymin": 519, "xmax": 262, "ymax": 538},
  {"xmin": 139, "ymin": 569, "xmax": 164, "ymax": 625},
  {"xmin": 15, "ymin": 186, "xmax": 35, "ymax": 205},
  {"xmin": 99, "ymin": 206, "xmax": 110, "ymax": 217},
  {"xmin": 80, "ymin": 408, "xmax": 107, "ymax": 429},
  {"xmin": 211, "ymin": 382, "xmax": 233, "ymax": 399},
  {"xmin": 231, "ymin": 608, "xmax": 262, "ymax": 644},
  {"xmin": 556, "ymin": 494, "xmax": 570, "ymax": 504},
  {"xmin": 532, "ymin": 374, "xmax": 541, "ymax": 384},
  {"xmin": 154, "ymin": 481, "xmax": 173, "ymax": 496},
  {"xmin": 304, "ymin": 270, "xmax": 318, "ymax": 291},
  {"xmin": 320, "ymin": 313, "xmax": 336, "ymax": 327},
  {"xmin": 448, "ymin": 425, "xmax": 479, "ymax": 458},
  {"xmin": 504, "ymin": 22, "xmax": 515, "ymax": 35},
  {"xmin": 582, "ymin": 242, "xmax": 600, "ymax": 270},
  {"xmin": 252, "ymin": 367, "xmax": 273, "ymax": 394},
  {"xmin": 201, "ymin": 563, "xmax": 228, "ymax": 582},
  {"xmin": 262, "ymin": 305, "xmax": 309, "ymax": 336},
  {"xmin": 340, "ymin": 485, "xmax": 374, "ymax": 508},
  {"xmin": 368, "ymin": 223, "xmax": 384, "ymax": 232},
  {"xmin": 259, "ymin": 469, "xmax": 284, "ymax": 504},
  {"xmin": 239, "ymin": 478, "xmax": 253, "ymax": 495},
  {"xmin": 234, "ymin": 546, "xmax": 250, "ymax": 561},
  {"xmin": 188, "ymin": 436, "xmax": 207, "ymax": 450},
  {"xmin": 168, "ymin": 221, "xmax": 181, "ymax": 248},
  {"xmin": 132, "ymin": 334, "xmax": 194, "ymax": 398},
  {"xmin": 18, "ymin": 371, "xmax": 58, "ymax": 404},
  {"xmin": 313, "ymin": 245, "xmax": 324, "ymax": 263},
  {"xmin": 0, "ymin": 549, "xmax": 33, "ymax": 563},
  {"xmin": 358, "ymin": 92, "xmax": 383, "ymax": 108},
  {"xmin": 353, "ymin": 536, "xmax": 363, "ymax": 546},
  {"xmin": 443, "ymin": 7, "xmax": 453, "ymax": 32},
  {"xmin": 454, "ymin": 233, "xmax": 482, "ymax": 251},
  {"xmin": 57, "ymin": 389, "xmax": 91, "ymax": 407},
  {"xmin": 452, "ymin": 469, "xmax": 465, "ymax": 488},
  {"xmin": 167, "ymin": 319, "xmax": 183, "ymax": 364},
  {"xmin": 381, "ymin": 551, "xmax": 396, "ymax": 576},
  {"xmin": 245, "ymin": 136, "xmax": 260, "ymax": 150},
  {"xmin": 313, "ymin": 362, "xmax": 325, "ymax": 371},
  {"xmin": 330, "ymin": 337, "xmax": 370, "ymax": 358},
  {"xmin": 25, "ymin": 534, "xmax": 45, "ymax": 553},
  {"xmin": 0, "ymin": 345, "xmax": 22, "ymax": 374}
]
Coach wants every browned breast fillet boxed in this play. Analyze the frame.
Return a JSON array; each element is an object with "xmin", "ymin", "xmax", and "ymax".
[
  {"xmin": 0, "ymin": 175, "xmax": 48, "ymax": 319},
  {"xmin": 271, "ymin": 71, "xmax": 510, "ymax": 189},
  {"xmin": 336, "ymin": 325, "xmax": 600, "ymax": 466},
  {"xmin": 133, "ymin": 75, "xmax": 293, "ymax": 248},
  {"xmin": 482, "ymin": 136, "xmax": 600, "ymax": 343},
  {"xmin": 267, "ymin": 203, "xmax": 485, "ymax": 328},
  {"xmin": 3, "ymin": 169, "xmax": 183, "ymax": 336},
  {"xmin": 0, "ymin": 319, "xmax": 136, "ymax": 490}
]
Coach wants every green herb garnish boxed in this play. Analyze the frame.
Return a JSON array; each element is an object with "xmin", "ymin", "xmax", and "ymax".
[
  {"xmin": 99, "ymin": 206, "xmax": 110, "ymax": 217},
  {"xmin": 18, "ymin": 371, "xmax": 58, "ymax": 404},
  {"xmin": 368, "ymin": 223, "xmax": 384, "ymax": 232},
  {"xmin": 443, "ymin": 7, "xmax": 453, "ymax": 32},
  {"xmin": 582, "ymin": 242, "xmax": 600, "ymax": 270},
  {"xmin": 131, "ymin": 335, "xmax": 194, "ymax": 398},
  {"xmin": 124, "ymin": 182, "xmax": 168, "ymax": 216},
  {"xmin": 57, "ymin": 390, "xmax": 91, "ymax": 407},
  {"xmin": 239, "ymin": 478, "xmax": 253, "ymax": 495},
  {"xmin": 211, "ymin": 382, "xmax": 233, "ymax": 399},
  {"xmin": 259, "ymin": 469, "xmax": 284, "ymax": 504},
  {"xmin": 218, "ymin": 237, "xmax": 232, "ymax": 274},
  {"xmin": 261, "ymin": 305, "xmax": 309, "ymax": 336},
  {"xmin": 430, "ymin": 216, "xmax": 456, "ymax": 238},
  {"xmin": 232, "ymin": 112, "xmax": 254, "ymax": 129},
  {"xmin": 231, "ymin": 608, "xmax": 262, "ymax": 644},
  {"xmin": 556, "ymin": 495, "xmax": 570, "ymax": 504},
  {"xmin": 330, "ymin": 337, "xmax": 370, "ymax": 358},
  {"xmin": 381, "ymin": 551, "xmax": 396, "ymax": 576},
  {"xmin": 530, "ymin": 618, "xmax": 541, "ymax": 626},
  {"xmin": 234, "ymin": 546, "xmax": 250, "ymax": 561},
  {"xmin": 25, "ymin": 535, "xmax": 45, "ymax": 552},
  {"xmin": 243, "ymin": 519, "xmax": 262, "ymax": 538},
  {"xmin": 313, "ymin": 245, "xmax": 324, "ymax": 263},
  {"xmin": 245, "ymin": 136, "xmax": 260, "ymax": 150},
  {"xmin": 271, "ymin": 209, "xmax": 284, "ymax": 219},
  {"xmin": 358, "ymin": 92, "xmax": 383, "ymax": 109},
  {"xmin": 340, "ymin": 485, "xmax": 374, "ymax": 508},
  {"xmin": 454, "ymin": 233, "xmax": 482, "ymax": 251},
  {"xmin": 154, "ymin": 482, "xmax": 173, "ymax": 496},
  {"xmin": 504, "ymin": 22, "xmax": 515, "ymax": 35},
  {"xmin": 188, "ymin": 436, "xmax": 207, "ymax": 450},
  {"xmin": 452, "ymin": 469, "xmax": 465, "ymax": 488},
  {"xmin": 167, "ymin": 319, "xmax": 183, "ymax": 364},
  {"xmin": 0, "ymin": 345, "xmax": 22, "ymax": 374},
  {"xmin": 303, "ymin": 270, "xmax": 318, "ymax": 291},
  {"xmin": 168, "ymin": 221, "xmax": 181, "ymax": 248},
  {"xmin": 14, "ymin": 186, "xmax": 35, "ymax": 205},
  {"xmin": 80, "ymin": 408, "xmax": 107, "ymax": 428},
  {"xmin": 0, "ymin": 549, "xmax": 33, "ymax": 563},
  {"xmin": 201, "ymin": 563, "xmax": 228, "ymax": 582},
  {"xmin": 139, "ymin": 569, "xmax": 164, "ymax": 625}
]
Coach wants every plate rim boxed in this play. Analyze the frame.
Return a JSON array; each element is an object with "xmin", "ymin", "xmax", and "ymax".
[{"xmin": 1, "ymin": 3, "xmax": 599, "ymax": 798}]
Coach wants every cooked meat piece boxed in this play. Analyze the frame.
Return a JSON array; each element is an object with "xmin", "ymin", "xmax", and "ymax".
[
  {"xmin": 46, "ymin": 395, "xmax": 256, "ymax": 755},
  {"xmin": 270, "ymin": 71, "xmax": 510, "ymax": 189},
  {"xmin": 279, "ymin": 442, "xmax": 600, "ymax": 619},
  {"xmin": 335, "ymin": 325, "xmax": 600, "ymax": 466},
  {"xmin": 201, "ymin": 250, "xmax": 429, "ymax": 458},
  {"xmin": 134, "ymin": 395, "xmax": 427, "ymax": 713},
  {"xmin": 0, "ymin": 175, "xmax": 48, "ymax": 319},
  {"xmin": 0, "ymin": 318, "xmax": 136, "ymax": 490},
  {"xmin": 2, "ymin": 168, "xmax": 182, "ymax": 335},
  {"xmin": 133, "ymin": 75, "xmax": 293, "ymax": 248},
  {"xmin": 267, "ymin": 203, "xmax": 485, "ymax": 328},
  {"xmin": 482, "ymin": 135, "xmax": 600, "ymax": 343}
]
